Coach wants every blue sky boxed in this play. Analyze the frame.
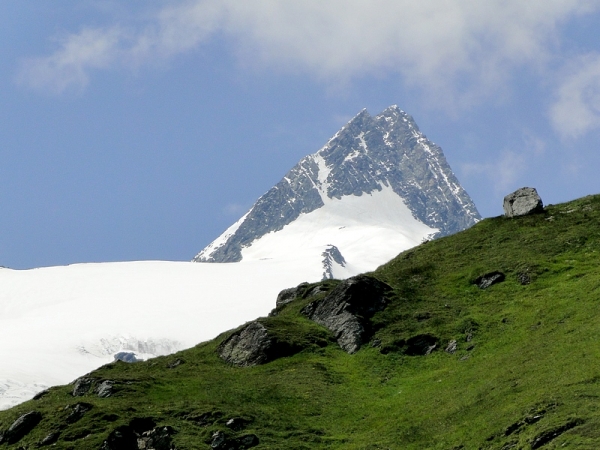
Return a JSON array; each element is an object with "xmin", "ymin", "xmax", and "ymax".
[{"xmin": 2, "ymin": 1, "xmax": 600, "ymax": 269}]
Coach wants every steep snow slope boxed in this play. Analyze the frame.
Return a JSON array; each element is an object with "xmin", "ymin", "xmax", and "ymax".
[{"xmin": 241, "ymin": 186, "xmax": 436, "ymax": 279}]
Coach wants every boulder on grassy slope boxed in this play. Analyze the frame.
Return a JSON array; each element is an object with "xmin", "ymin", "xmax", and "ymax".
[
  {"xmin": 218, "ymin": 321, "xmax": 273, "ymax": 367},
  {"xmin": 503, "ymin": 187, "xmax": 543, "ymax": 217},
  {"xmin": 2, "ymin": 411, "xmax": 42, "ymax": 444},
  {"xmin": 302, "ymin": 275, "xmax": 392, "ymax": 354}
]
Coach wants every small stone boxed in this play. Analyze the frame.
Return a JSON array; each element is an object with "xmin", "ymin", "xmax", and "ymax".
[
  {"xmin": 96, "ymin": 380, "xmax": 114, "ymax": 398},
  {"xmin": 66, "ymin": 403, "xmax": 92, "ymax": 424},
  {"xmin": 39, "ymin": 431, "xmax": 60, "ymax": 446},
  {"xmin": 445, "ymin": 340, "xmax": 457, "ymax": 354},
  {"xmin": 226, "ymin": 417, "xmax": 249, "ymax": 431},
  {"xmin": 211, "ymin": 430, "xmax": 227, "ymax": 449},
  {"xmin": 517, "ymin": 272, "xmax": 531, "ymax": 285},
  {"xmin": 475, "ymin": 271, "xmax": 505, "ymax": 289}
]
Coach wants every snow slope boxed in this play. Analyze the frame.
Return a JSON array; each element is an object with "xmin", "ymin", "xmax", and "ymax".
[{"xmin": 0, "ymin": 260, "xmax": 318, "ymax": 409}]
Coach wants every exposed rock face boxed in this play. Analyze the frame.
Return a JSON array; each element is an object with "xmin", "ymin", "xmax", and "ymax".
[
  {"xmin": 3, "ymin": 411, "xmax": 42, "ymax": 444},
  {"xmin": 218, "ymin": 322, "xmax": 272, "ymax": 367},
  {"xmin": 96, "ymin": 380, "xmax": 114, "ymax": 398},
  {"xmin": 72, "ymin": 377, "xmax": 92, "ymax": 396},
  {"xmin": 302, "ymin": 275, "xmax": 391, "ymax": 354},
  {"xmin": 475, "ymin": 272, "xmax": 505, "ymax": 289},
  {"xmin": 65, "ymin": 402, "xmax": 92, "ymax": 424},
  {"xmin": 211, "ymin": 430, "xmax": 260, "ymax": 450},
  {"xmin": 195, "ymin": 106, "xmax": 480, "ymax": 263},
  {"xmin": 276, "ymin": 282, "xmax": 309, "ymax": 308},
  {"xmin": 405, "ymin": 334, "xmax": 438, "ymax": 356},
  {"xmin": 503, "ymin": 187, "xmax": 543, "ymax": 218},
  {"xmin": 39, "ymin": 431, "xmax": 60, "ymax": 446},
  {"xmin": 101, "ymin": 419, "xmax": 175, "ymax": 450},
  {"xmin": 321, "ymin": 245, "xmax": 347, "ymax": 280}
]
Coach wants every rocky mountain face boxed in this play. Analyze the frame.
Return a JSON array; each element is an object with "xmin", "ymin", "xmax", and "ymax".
[{"xmin": 194, "ymin": 106, "xmax": 480, "ymax": 264}]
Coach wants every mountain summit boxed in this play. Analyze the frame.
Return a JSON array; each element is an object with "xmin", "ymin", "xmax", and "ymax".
[{"xmin": 194, "ymin": 106, "xmax": 480, "ymax": 277}]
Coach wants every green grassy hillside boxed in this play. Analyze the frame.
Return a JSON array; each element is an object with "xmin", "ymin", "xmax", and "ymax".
[{"xmin": 3, "ymin": 195, "xmax": 600, "ymax": 449}]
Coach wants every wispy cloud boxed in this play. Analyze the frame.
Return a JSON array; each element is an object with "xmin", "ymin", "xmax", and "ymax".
[
  {"xmin": 549, "ymin": 52, "xmax": 600, "ymax": 139},
  {"xmin": 460, "ymin": 132, "xmax": 547, "ymax": 194},
  {"xmin": 17, "ymin": 27, "xmax": 123, "ymax": 93},
  {"xmin": 16, "ymin": 0, "xmax": 599, "ymax": 112}
]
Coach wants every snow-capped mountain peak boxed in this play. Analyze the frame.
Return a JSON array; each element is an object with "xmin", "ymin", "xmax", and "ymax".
[{"xmin": 194, "ymin": 106, "xmax": 480, "ymax": 273}]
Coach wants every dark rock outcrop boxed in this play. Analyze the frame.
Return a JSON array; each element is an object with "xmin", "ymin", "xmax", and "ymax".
[
  {"xmin": 72, "ymin": 377, "xmax": 93, "ymax": 396},
  {"xmin": 302, "ymin": 275, "xmax": 391, "ymax": 354},
  {"xmin": 276, "ymin": 282, "xmax": 309, "ymax": 308},
  {"xmin": 39, "ymin": 431, "xmax": 60, "ymax": 446},
  {"xmin": 101, "ymin": 419, "xmax": 174, "ymax": 450},
  {"xmin": 405, "ymin": 334, "xmax": 438, "ymax": 356},
  {"xmin": 503, "ymin": 187, "xmax": 543, "ymax": 218},
  {"xmin": 138, "ymin": 426, "xmax": 176, "ymax": 450},
  {"xmin": 226, "ymin": 417, "xmax": 250, "ymax": 432},
  {"xmin": 475, "ymin": 272, "xmax": 505, "ymax": 289},
  {"xmin": 3, "ymin": 411, "xmax": 42, "ymax": 444},
  {"xmin": 218, "ymin": 322, "xmax": 272, "ymax": 367},
  {"xmin": 530, "ymin": 419, "xmax": 584, "ymax": 449},
  {"xmin": 218, "ymin": 321, "xmax": 303, "ymax": 367},
  {"xmin": 66, "ymin": 402, "xmax": 92, "ymax": 424},
  {"xmin": 210, "ymin": 430, "xmax": 259, "ymax": 449},
  {"xmin": 100, "ymin": 425, "xmax": 138, "ymax": 450}
]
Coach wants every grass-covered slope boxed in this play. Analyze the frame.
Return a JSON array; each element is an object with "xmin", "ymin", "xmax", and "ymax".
[{"xmin": 3, "ymin": 195, "xmax": 600, "ymax": 449}]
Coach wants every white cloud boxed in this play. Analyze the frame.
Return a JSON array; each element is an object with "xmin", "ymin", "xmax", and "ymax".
[
  {"xmin": 16, "ymin": 0, "xmax": 599, "ymax": 107},
  {"xmin": 549, "ymin": 52, "xmax": 600, "ymax": 139},
  {"xmin": 17, "ymin": 27, "xmax": 123, "ymax": 94},
  {"xmin": 460, "ymin": 132, "xmax": 546, "ymax": 194},
  {"xmin": 462, "ymin": 151, "xmax": 526, "ymax": 194}
]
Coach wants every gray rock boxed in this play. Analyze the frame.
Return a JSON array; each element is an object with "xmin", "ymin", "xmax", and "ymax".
[
  {"xmin": 96, "ymin": 380, "xmax": 114, "ymax": 398},
  {"xmin": 226, "ymin": 417, "xmax": 250, "ymax": 431},
  {"xmin": 405, "ymin": 334, "xmax": 438, "ymax": 356},
  {"xmin": 321, "ymin": 245, "xmax": 346, "ymax": 280},
  {"xmin": 138, "ymin": 426, "xmax": 175, "ymax": 450},
  {"xmin": 302, "ymin": 275, "xmax": 391, "ymax": 354},
  {"xmin": 276, "ymin": 282, "xmax": 309, "ymax": 307},
  {"xmin": 72, "ymin": 377, "xmax": 92, "ymax": 396},
  {"xmin": 475, "ymin": 271, "xmax": 505, "ymax": 289},
  {"xmin": 503, "ymin": 187, "xmax": 543, "ymax": 217},
  {"xmin": 218, "ymin": 322, "xmax": 272, "ymax": 367},
  {"xmin": 211, "ymin": 430, "xmax": 259, "ymax": 450},
  {"xmin": 39, "ymin": 431, "xmax": 60, "ymax": 446},
  {"xmin": 4, "ymin": 411, "xmax": 42, "ymax": 444},
  {"xmin": 65, "ymin": 402, "xmax": 92, "ymax": 424},
  {"xmin": 101, "ymin": 425, "xmax": 138, "ymax": 450},
  {"xmin": 445, "ymin": 340, "xmax": 457, "ymax": 354}
]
